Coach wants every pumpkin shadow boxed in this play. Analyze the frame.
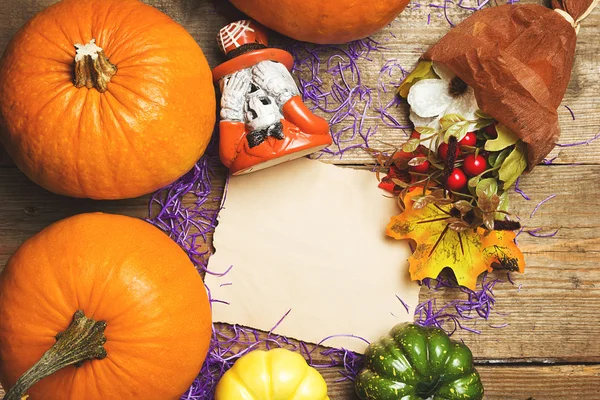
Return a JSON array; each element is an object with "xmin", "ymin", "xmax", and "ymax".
[
  {"xmin": 0, "ymin": 1, "xmax": 55, "ymax": 54},
  {"xmin": 210, "ymin": 0, "xmax": 247, "ymax": 20}
]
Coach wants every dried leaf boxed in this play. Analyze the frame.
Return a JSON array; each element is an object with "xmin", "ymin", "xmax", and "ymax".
[
  {"xmin": 449, "ymin": 220, "xmax": 471, "ymax": 232},
  {"xmin": 435, "ymin": 198, "xmax": 454, "ymax": 206},
  {"xmin": 498, "ymin": 141, "xmax": 527, "ymax": 188},
  {"xmin": 408, "ymin": 157, "xmax": 428, "ymax": 167},
  {"xmin": 473, "ymin": 207, "xmax": 484, "ymax": 219},
  {"xmin": 454, "ymin": 200, "xmax": 473, "ymax": 214},
  {"xmin": 391, "ymin": 178, "xmax": 411, "ymax": 188},
  {"xmin": 483, "ymin": 213, "xmax": 495, "ymax": 231},
  {"xmin": 413, "ymin": 195, "xmax": 436, "ymax": 210},
  {"xmin": 431, "ymin": 189, "xmax": 446, "ymax": 199},
  {"xmin": 484, "ymin": 124, "xmax": 520, "ymax": 151},
  {"xmin": 398, "ymin": 61, "xmax": 436, "ymax": 98},
  {"xmin": 478, "ymin": 192, "xmax": 500, "ymax": 213},
  {"xmin": 387, "ymin": 189, "xmax": 525, "ymax": 289},
  {"xmin": 403, "ymin": 138, "xmax": 421, "ymax": 153}
]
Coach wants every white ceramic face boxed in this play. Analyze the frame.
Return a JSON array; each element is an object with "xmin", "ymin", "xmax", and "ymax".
[{"xmin": 243, "ymin": 87, "xmax": 283, "ymax": 131}]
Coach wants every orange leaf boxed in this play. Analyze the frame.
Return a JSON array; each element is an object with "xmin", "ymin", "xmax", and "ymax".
[{"xmin": 386, "ymin": 188, "xmax": 525, "ymax": 289}]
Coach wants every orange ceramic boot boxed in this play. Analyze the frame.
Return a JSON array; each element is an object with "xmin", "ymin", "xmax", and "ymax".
[{"xmin": 213, "ymin": 20, "xmax": 332, "ymax": 175}]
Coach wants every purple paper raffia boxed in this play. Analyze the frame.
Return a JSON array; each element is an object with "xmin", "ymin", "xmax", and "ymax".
[
  {"xmin": 415, "ymin": 272, "xmax": 509, "ymax": 335},
  {"xmin": 288, "ymin": 38, "xmax": 411, "ymax": 158}
]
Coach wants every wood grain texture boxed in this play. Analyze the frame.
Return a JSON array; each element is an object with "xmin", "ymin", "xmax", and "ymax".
[
  {"xmin": 322, "ymin": 364, "xmax": 600, "ymax": 400},
  {"xmin": 0, "ymin": 0, "xmax": 599, "ymax": 399},
  {"xmin": 0, "ymin": 365, "xmax": 597, "ymax": 399}
]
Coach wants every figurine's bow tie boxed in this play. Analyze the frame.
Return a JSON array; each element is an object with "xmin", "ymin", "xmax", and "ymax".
[{"xmin": 247, "ymin": 122, "xmax": 285, "ymax": 148}]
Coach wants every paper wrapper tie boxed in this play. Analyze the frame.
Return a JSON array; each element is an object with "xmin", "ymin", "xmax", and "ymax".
[{"xmin": 422, "ymin": 0, "xmax": 598, "ymax": 169}]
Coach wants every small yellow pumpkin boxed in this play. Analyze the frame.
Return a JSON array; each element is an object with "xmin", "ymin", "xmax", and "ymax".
[{"xmin": 215, "ymin": 348, "xmax": 330, "ymax": 400}]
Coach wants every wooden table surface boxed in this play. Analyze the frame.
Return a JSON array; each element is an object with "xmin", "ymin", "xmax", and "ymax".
[{"xmin": 1, "ymin": 0, "xmax": 599, "ymax": 399}]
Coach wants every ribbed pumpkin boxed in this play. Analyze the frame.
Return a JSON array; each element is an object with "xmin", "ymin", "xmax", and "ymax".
[
  {"xmin": 0, "ymin": 0, "xmax": 216, "ymax": 200},
  {"xmin": 356, "ymin": 323, "xmax": 484, "ymax": 400},
  {"xmin": 0, "ymin": 213, "xmax": 212, "ymax": 400},
  {"xmin": 215, "ymin": 349, "xmax": 330, "ymax": 400},
  {"xmin": 228, "ymin": 0, "xmax": 410, "ymax": 44}
]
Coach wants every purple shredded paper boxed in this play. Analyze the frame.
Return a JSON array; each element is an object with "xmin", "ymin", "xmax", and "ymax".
[
  {"xmin": 288, "ymin": 39, "xmax": 411, "ymax": 158},
  {"xmin": 415, "ymin": 273, "xmax": 512, "ymax": 335},
  {"xmin": 514, "ymin": 176, "xmax": 531, "ymax": 201},
  {"xmin": 530, "ymin": 194, "xmax": 557, "ymax": 218},
  {"xmin": 564, "ymin": 105, "xmax": 576, "ymax": 120},
  {"xmin": 556, "ymin": 131, "xmax": 600, "ymax": 148}
]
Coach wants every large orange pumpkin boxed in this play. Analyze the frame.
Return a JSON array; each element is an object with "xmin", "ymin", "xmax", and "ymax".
[
  {"xmin": 0, "ymin": 0, "xmax": 216, "ymax": 200},
  {"xmin": 0, "ymin": 213, "xmax": 212, "ymax": 400},
  {"xmin": 229, "ymin": 0, "xmax": 411, "ymax": 44}
]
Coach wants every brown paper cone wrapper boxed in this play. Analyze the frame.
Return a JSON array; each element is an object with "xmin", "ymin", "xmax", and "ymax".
[{"xmin": 422, "ymin": 1, "xmax": 596, "ymax": 169}]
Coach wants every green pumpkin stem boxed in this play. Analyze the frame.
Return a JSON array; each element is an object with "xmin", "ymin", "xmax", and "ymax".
[
  {"xmin": 3, "ymin": 310, "xmax": 107, "ymax": 400},
  {"xmin": 73, "ymin": 39, "xmax": 116, "ymax": 93}
]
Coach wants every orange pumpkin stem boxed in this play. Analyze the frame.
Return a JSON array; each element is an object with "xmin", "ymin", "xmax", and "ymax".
[
  {"xmin": 4, "ymin": 311, "xmax": 107, "ymax": 400},
  {"xmin": 73, "ymin": 39, "xmax": 117, "ymax": 93}
]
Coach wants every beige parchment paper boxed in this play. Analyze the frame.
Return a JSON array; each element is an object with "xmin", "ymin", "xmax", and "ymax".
[{"xmin": 205, "ymin": 158, "xmax": 420, "ymax": 353}]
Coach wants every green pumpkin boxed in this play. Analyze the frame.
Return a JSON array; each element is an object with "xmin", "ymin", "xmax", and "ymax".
[{"xmin": 356, "ymin": 323, "xmax": 484, "ymax": 400}]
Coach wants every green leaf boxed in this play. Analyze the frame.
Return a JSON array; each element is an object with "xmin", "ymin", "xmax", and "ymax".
[
  {"xmin": 484, "ymin": 124, "xmax": 519, "ymax": 151},
  {"xmin": 488, "ymin": 152, "xmax": 499, "ymax": 166},
  {"xmin": 474, "ymin": 120, "xmax": 494, "ymax": 130},
  {"xmin": 498, "ymin": 141, "xmax": 528, "ymax": 188},
  {"xmin": 476, "ymin": 178, "xmax": 498, "ymax": 198},
  {"xmin": 491, "ymin": 147, "xmax": 512, "ymax": 168},
  {"xmin": 496, "ymin": 192, "xmax": 510, "ymax": 219},
  {"xmin": 402, "ymin": 138, "xmax": 421, "ymax": 153},
  {"xmin": 468, "ymin": 175, "xmax": 481, "ymax": 188},
  {"xmin": 398, "ymin": 61, "xmax": 437, "ymax": 98},
  {"xmin": 475, "ymin": 110, "xmax": 494, "ymax": 120},
  {"xmin": 444, "ymin": 121, "xmax": 470, "ymax": 143},
  {"xmin": 414, "ymin": 126, "xmax": 438, "ymax": 137},
  {"xmin": 439, "ymin": 114, "xmax": 466, "ymax": 131}
]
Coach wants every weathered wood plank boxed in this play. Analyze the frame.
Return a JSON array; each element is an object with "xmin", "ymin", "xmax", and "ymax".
[
  {"xmin": 2, "ymin": 364, "xmax": 599, "ymax": 399},
  {"xmin": 323, "ymin": 364, "xmax": 600, "ymax": 400},
  {"xmin": 419, "ymin": 252, "xmax": 600, "ymax": 362},
  {"xmin": 326, "ymin": 364, "xmax": 600, "ymax": 400}
]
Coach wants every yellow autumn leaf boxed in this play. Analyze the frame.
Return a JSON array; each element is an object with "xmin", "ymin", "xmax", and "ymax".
[
  {"xmin": 386, "ymin": 189, "xmax": 525, "ymax": 289},
  {"xmin": 398, "ymin": 61, "xmax": 438, "ymax": 98}
]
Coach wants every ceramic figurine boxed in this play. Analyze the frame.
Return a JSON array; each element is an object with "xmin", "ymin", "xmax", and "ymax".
[{"xmin": 213, "ymin": 20, "xmax": 332, "ymax": 175}]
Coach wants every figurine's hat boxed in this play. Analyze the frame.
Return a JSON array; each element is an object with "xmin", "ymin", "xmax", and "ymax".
[
  {"xmin": 213, "ymin": 20, "xmax": 294, "ymax": 82},
  {"xmin": 217, "ymin": 20, "xmax": 269, "ymax": 56}
]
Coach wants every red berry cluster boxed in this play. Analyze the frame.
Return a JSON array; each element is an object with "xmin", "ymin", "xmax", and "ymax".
[
  {"xmin": 408, "ymin": 131, "xmax": 488, "ymax": 192},
  {"xmin": 378, "ymin": 125, "xmax": 500, "ymax": 194},
  {"xmin": 443, "ymin": 132, "xmax": 487, "ymax": 191}
]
